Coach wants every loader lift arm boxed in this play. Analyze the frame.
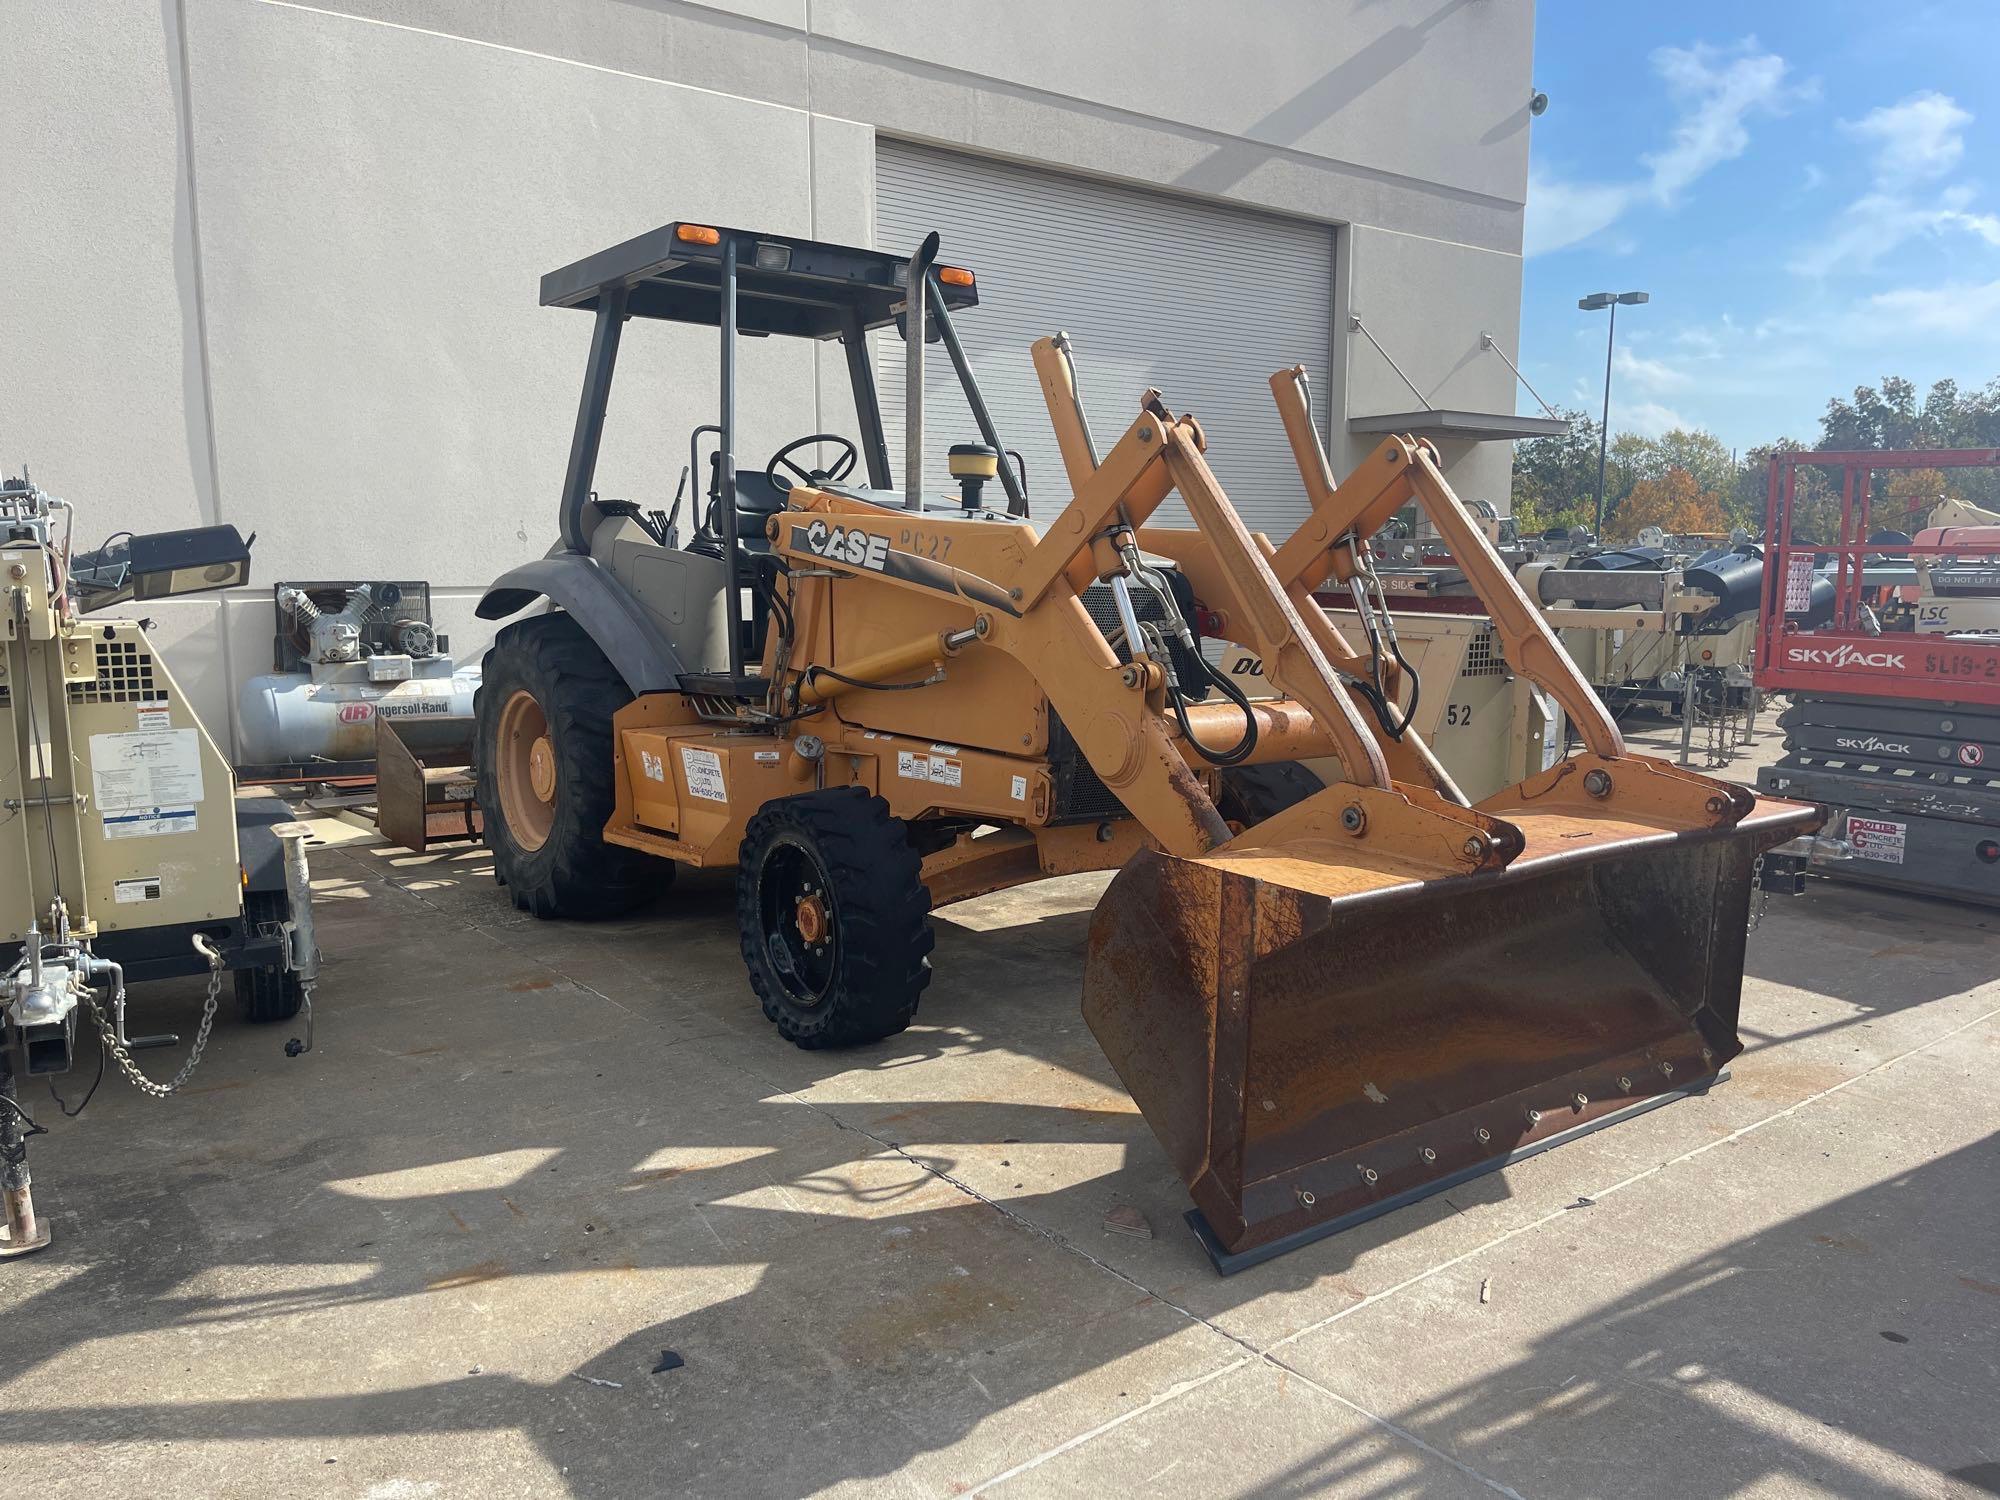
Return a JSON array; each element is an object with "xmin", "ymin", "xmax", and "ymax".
[
  {"xmin": 1065, "ymin": 358, "xmax": 1820, "ymax": 1272},
  {"xmin": 775, "ymin": 363, "xmax": 1514, "ymax": 878}
]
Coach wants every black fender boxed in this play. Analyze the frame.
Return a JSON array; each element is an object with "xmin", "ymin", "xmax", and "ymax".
[
  {"xmin": 234, "ymin": 794, "xmax": 293, "ymax": 895},
  {"xmin": 475, "ymin": 553, "xmax": 683, "ymax": 694}
]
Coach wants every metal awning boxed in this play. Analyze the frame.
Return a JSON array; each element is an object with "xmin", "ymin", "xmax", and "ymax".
[{"xmin": 1348, "ymin": 409, "xmax": 1570, "ymax": 442}]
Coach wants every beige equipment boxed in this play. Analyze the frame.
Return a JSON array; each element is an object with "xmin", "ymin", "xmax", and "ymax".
[
  {"xmin": 1912, "ymin": 496, "xmax": 2000, "ymax": 636},
  {"xmin": 1522, "ymin": 559, "xmax": 1754, "ymax": 699},
  {"xmin": 473, "ymin": 223, "xmax": 1816, "ymax": 1271},
  {"xmin": 0, "ymin": 474, "xmax": 318, "ymax": 1259},
  {"xmin": 1224, "ymin": 610, "xmax": 1563, "ymax": 801}
]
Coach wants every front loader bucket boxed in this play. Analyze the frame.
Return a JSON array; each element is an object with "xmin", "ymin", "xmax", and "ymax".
[{"xmin": 1083, "ymin": 804, "xmax": 1810, "ymax": 1273}]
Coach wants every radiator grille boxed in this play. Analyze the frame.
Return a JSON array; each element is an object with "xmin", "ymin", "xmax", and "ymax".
[
  {"xmin": 1079, "ymin": 579, "xmax": 1208, "ymax": 700},
  {"xmin": 69, "ymin": 639, "xmax": 159, "ymax": 704},
  {"xmin": 1046, "ymin": 712, "xmax": 1127, "ymax": 824},
  {"xmin": 1462, "ymin": 626, "xmax": 1506, "ymax": 678}
]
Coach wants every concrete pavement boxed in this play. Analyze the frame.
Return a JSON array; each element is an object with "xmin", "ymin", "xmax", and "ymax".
[{"xmin": 0, "ymin": 778, "xmax": 1993, "ymax": 1497}]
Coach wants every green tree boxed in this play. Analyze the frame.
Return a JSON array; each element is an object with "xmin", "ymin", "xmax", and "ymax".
[
  {"xmin": 1741, "ymin": 439, "xmax": 1842, "ymax": 544},
  {"xmin": 1883, "ymin": 467, "xmax": 1960, "ymax": 525},
  {"xmin": 1728, "ymin": 439, "xmax": 1809, "ymax": 532},
  {"xmin": 1818, "ymin": 376, "xmax": 2000, "ymax": 508},
  {"xmin": 1506, "ymin": 374, "xmax": 2000, "ymax": 545},
  {"xmin": 1509, "ymin": 408, "xmax": 1602, "ymax": 534},
  {"xmin": 1601, "ymin": 428, "xmax": 1737, "ymax": 531}
]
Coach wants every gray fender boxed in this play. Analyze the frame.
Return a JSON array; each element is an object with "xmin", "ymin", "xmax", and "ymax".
[{"xmin": 476, "ymin": 553, "xmax": 683, "ymax": 694}]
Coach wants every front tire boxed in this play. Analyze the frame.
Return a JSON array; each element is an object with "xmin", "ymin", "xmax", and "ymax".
[
  {"xmin": 737, "ymin": 788, "xmax": 933, "ymax": 1049},
  {"xmin": 475, "ymin": 613, "xmax": 664, "ymax": 919},
  {"xmin": 1217, "ymin": 761, "xmax": 1325, "ymax": 828}
]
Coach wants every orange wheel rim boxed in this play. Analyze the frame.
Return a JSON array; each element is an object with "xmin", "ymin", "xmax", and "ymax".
[
  {"xmin": 496, "ymin": 689, "xmax": 556, "ymax": 851},
  {"xmin": 795, "ymin": 892, "xmax": 828, "ymax": 946}
]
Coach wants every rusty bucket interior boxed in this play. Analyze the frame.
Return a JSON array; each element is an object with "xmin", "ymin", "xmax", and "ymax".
[
  {"xmin": 1083, "ymin": 799, "xmax": 1812, "ymax": 1273},
  {"xmin": 375, "ymin": 716, "xmax": 480, "ymax": 853}
]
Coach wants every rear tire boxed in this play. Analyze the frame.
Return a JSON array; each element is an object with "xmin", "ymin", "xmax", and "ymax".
[
  {"xmin": 235, "ymin": 888, "xmax": 304, "ymax": 1023},
  {"xmin": 1217, "ymin": 761, "xmax": 1325, "ymax": 828},
  {"xmin": 475, "ymin": 612, "xmax": 665, "ymax": 920},
  {"xmin": 737, "ymin": 788, "xmax": 933, "ymax": 1049}
]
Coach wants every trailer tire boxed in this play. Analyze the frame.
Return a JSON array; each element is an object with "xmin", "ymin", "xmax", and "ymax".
[
  {"xmin": 235, "ymin": 888, "xmax": 305, "ymax": 1023},
  {"xmin": 476, "ymin": 612, "xmax": 664, "ymax": 920},
  {"xmin": 1218, "ymin": 761, "xmax": 1325, "ymax": 827},
  {"xmin": 738, "ymin": 788, "xmax": 933, "ymax": 1049}
]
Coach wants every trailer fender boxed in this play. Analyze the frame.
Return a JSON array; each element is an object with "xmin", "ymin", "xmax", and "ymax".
[
  {"xmin": 475, "ymin": 553, "xmax": 684, "ymax": 694},
  {"xmin": 233, "ymin": 795, "xmax": 293, "ymax": 895}
]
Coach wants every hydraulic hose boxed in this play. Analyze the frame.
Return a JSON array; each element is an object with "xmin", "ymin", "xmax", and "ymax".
[{"xmin": 1170, "ymin": 650, "xmax": 1259, "ymax": 767}]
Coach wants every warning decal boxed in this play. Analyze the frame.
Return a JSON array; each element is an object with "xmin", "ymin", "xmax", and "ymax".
[
  {"xmin": 681, "ymin": 746, "xmax": 727, "ymax": 802},
  {"xmin": 896, "ymin": 749, "xmax": 964, "ymax": 788},
  {"xmin": 90, "ymin": 728, "xmax": 206, "ymax": 814},
  {"xmin": 103, "ymin": 806, "xmax": 197, "ymax": 840},
  {"xmin": 1848, "ymin": 817, "xmax": 1906, "ymax": 864}
]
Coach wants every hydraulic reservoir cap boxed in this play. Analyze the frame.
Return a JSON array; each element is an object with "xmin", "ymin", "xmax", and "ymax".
[
  {"xmin": 950, "ymin": 444, "xmax": 1001, "ymax": 510},
  {"xmin": 948, "ymin": 444, "xmax": 1000, "ymax": 479}
]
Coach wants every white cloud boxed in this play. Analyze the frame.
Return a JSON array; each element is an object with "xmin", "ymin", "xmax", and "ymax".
[
  {"xmin": 1790, "ymin": 91, "xmax": 1999, "ymax": 277},
  {"xmin": 1645, "ymin": 41, "xmax": 1811, "ymax": 203},
  {"xmin": 1524, "ymin": 171, "xmax": 1633, "ymax": 256},
  {"xmin": 1790, "ymin": 183, "xmax": 2000, "ymax": 276},
  {"xmin": 1613, "ymin": 345, "xmax": 1695, "ymax": 393},
  {"xmin": 1527, "ymin": 39, "xmax": 1805, "ymax": 256},
  {"xmin": 1619, "ymin": 400, "xmax": 1692, "ymax": 438},
  {"xmin": 1844, "ymin": 91, "xmax": 1972, "ymax": 182},
  {"xmin": 1800, "ymin": 163, "xmax": 1826, "ymax": 192},
  {"xmin": 1860, "ymin": 276, "xmax": 2000, "ymax": 334}
]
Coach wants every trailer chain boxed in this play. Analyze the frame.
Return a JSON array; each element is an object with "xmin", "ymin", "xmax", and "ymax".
[
  {"xmin": 1746, "ymin": 852, "xmax": 1768, "ymax": 934},
  {"xmin": 81, "ymin": 940, "xmax": 223, "ymax": 1100}
]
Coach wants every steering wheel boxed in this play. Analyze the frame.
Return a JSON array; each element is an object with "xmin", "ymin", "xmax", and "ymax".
[{"xmin": 766, "ymin": 434, "xmax": 860, "ymax": 492}]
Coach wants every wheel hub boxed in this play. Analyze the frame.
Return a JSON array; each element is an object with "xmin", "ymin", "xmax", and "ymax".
[
  {"xmin": 794, "ymin": 891, "xmax": 827, "ymax": 946},
  {"xmin": 528, "ymin": 736, "xmax": 556, "ymax": 802},
  {"xmin": 495, "ymin": 689, "xmax": 557, "ymax": 852}
]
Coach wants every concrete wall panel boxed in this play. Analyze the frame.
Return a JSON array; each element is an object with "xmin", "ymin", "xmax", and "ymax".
[
  {"xmin": 810, "ymin": 0, "xmax": 1533, "ymax": 206},
  {"xmin": 0, "ymin": 0, "xmax": 213, "ymax": 534},
  {"xmin": 1345, "ymin": 223, "xmax": 1522, "ymax": 506},
  {"xmin": 183, "ymin": 0, "xmax": 820, "ymax": 588}
]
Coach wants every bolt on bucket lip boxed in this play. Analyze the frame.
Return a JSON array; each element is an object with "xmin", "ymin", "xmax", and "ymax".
[
  {"xmin": 1187, "ymin": 1035, "xmax": 1727, "ymax": 1260},
  {"xmin": 1186, "ymin": 1067, "xmax": 1730, "ymax": 1276}
]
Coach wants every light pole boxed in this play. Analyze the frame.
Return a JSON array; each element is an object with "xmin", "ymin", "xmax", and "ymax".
[{"xmin": 1578, "ymin": 290, "xmax": 1648, "ymax": 536}]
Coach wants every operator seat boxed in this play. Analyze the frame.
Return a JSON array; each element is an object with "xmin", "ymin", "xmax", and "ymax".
[{"xmin": 711, "ymin": 458, "xmax": 790, "ymax": 554}]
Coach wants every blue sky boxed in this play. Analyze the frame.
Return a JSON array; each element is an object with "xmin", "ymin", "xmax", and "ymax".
[{"xmin": 1519, "ymin": 0, "xmax": 2000, "ymax": 453}]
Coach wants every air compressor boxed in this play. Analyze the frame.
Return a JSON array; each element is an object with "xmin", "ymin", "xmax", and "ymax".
[{"xmin": 236, "ymin": 580, "xmax": 479, "ymax": 773}]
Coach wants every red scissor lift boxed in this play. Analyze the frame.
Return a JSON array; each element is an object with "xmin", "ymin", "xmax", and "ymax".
[{"xmin": 1756, "ymin": 448, "xmax": 2000, "ymax": 903}]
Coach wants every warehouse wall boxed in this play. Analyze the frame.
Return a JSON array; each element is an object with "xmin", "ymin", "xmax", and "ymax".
[{"xmin": 0, "ymin": 0, "xmax": 1534, "ymax": 754}]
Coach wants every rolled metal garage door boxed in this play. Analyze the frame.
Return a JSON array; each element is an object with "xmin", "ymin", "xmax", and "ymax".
[{"xmin": 875, "ymin": 140, "xmax": 1336, "ymax": 535}]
